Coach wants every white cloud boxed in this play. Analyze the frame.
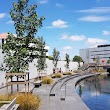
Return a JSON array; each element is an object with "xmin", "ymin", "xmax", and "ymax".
[
  {"xmin": 60, "ymin": 34, "xmax": 86, "ymax": 41},
  {"xmin": 63, "ymin": 46, "xmax": 72, "ymax": 50},
  {"xmin": 103, "ymin": 30, "xmax": 110, "ymax": 35},
  {"xmin": 39, "ymin": 0, "xmax": 48, "ymax": 4},
  {"xmin": 87, "ymin": 38, "xmax": 108, "ymax": 46},
  {"xmin": 6, "ymin": 20, "xmax": 14, "ymax": 24},
  {"xmin": 78, "ymin": 7, "xmax": 110, "ymax": 13},
  {"xmin": 51, "ymin": 19, "xmax": 68, "ymax": 28},
  {"xmin": 56, "ymin": 3, "xmax": 64, "ymax": 8},
  {"xmin": 60, "ymin": 34, "xmax": 69, "ymax": 39},
  {"xmin": 79, "ymin": 15, "xmax": 110, "ymax": 22},
  {"xmin": 0, "ymin": 13, "xmax": 6, "ymax": 19},
  {"xmin": 69, "ymin": 35, "xmax": 86, "ymax": 41}
]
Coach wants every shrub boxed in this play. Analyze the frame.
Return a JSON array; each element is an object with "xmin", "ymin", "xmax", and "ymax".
[
  {"xmin": 73, "ymin": 70, "xmax": 83, "ymax": 73},
  {"xmin": 55, "ymin": 73, "xmax": 63, "ymax": 78},
  {"xmin": 91, "ymin": 68, "xmax": 105, "ymax": 73},
  {"xmin": 16, "ymin": 93, "xmax": 40, "ymax": 110},
  {"xmin": 107, "ymin": 68, "xmax": 110, "ymax": 73},
  {"xmin": 99, "ymin": 68, "xmax": 105, "ymax": 72},
  {"xmin": 42, "ymin": 76, "xmax": 53, "ymax": 84},
  {"xmin": 0, "ymin": 94, "xmax": 41, "ymax": 110},
  {"xmin": 0, "ymin": 95, "xmax": 11, "ymax": 101},
  {"xmin": 0, "ymin": 95, "xmax": 12, "ymax": 107}
]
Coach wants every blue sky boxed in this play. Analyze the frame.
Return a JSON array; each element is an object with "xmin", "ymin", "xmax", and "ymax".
[{"xmin": 0, "ymin": 0, "xmax": 110, "ymax": 60}]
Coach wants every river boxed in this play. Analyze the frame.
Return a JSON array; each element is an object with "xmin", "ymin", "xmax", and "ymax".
[{"xmin": 76, "ymin": 74, "xmax": 110, "ymax": 110}]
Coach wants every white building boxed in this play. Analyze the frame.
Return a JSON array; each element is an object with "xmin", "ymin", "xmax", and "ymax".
[{"xmin": 80, "ymin": 44, "xmax": 110, "ymax": 64}]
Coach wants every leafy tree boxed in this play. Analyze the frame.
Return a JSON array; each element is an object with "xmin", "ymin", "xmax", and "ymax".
[
  {"xmin": 48, "ymin": 56, "xmax": 54, "ymax": 60},
  {"xmin": 52, "ymin": 48, "xmax": 60, "ymax": 69},
  {"xmin": 65, "ymin": 53, "xmax": 70, "ymax": 71},
  {"xmin": 35, "ymin": 37, "xmax": 47, "ymax": 71},
  {"xmin": 107, "ymin": 59, "xmax": 110, "ymax": 64},
  {"xmin": 73, "ymin": 55, "xmax": 83, "ymax": 68},
  {"xmin": 10, "ymin": 0, "xmax": 44, "ymax": 38},
  {"xmin": 1, "ymin": 0, "xmax": 45, "ymax": 73}
]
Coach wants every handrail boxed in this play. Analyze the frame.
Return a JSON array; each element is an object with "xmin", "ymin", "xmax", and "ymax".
[
  {"xmin": 49, "ymin": 74, "xmax": 79, "ymax": 96},
  {"xmin": 49, "ymin": 75, "xmax": 70, "ymax": 96},
  {"xmin": 60, "ymin": 74, "xmax": 81, "ymax": 90}
]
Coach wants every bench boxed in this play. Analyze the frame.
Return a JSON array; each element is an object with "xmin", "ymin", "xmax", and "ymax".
[
  {"xmin": 33, "ymin": 80, "xmax": 42, "ymax": 88},
  {"xmin": 19, "ymin": 86, "xmax": 34, "ymax": 93},
  {"xmin": 0, "ymin": 98, "xmax": 19, "ymax": 110}
]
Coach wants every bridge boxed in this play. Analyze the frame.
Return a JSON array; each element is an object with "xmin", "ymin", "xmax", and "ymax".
[{"xmin": 80, "ymin": 63, "xmax": 110, "ymax": 73}]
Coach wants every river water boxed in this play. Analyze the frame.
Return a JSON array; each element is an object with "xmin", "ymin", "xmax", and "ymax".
[{"xmin": 76, "ymin": 74, "xmax": 110, "ymax": 110}]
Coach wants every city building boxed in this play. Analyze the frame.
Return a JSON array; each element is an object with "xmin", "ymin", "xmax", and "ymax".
[{"xmin": 80, "ymin": 44, "xmax": 110, "ymax": 64}]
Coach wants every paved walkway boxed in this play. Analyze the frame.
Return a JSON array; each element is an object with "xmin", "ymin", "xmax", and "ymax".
[
  {"xmin": 0, "ymin": 73, "xmax": 98, "ymax": 110},
  {"xmin": 32, "ymin": 73, "xmax": 97, "ymax": 110}
]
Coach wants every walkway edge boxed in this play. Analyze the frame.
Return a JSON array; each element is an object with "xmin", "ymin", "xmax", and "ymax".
[{"xmin": 72, "ymin": 73, "xmax": 100, "ymax": 110}]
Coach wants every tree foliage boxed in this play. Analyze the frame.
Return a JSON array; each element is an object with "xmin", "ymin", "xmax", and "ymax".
[
  {"xmin": 35, "ymin": 37, "xmax": 47, "ymax": 71},
  {"xmin": 107, "ymin": 59, "xmax": 110, "ymax": 64},
  {"xmin": 1, "ymin": 0, "xmax": 46, "ymax": 73},
  {"xmin": 52, "ymin": 48, "xmax": 60, "ymax": 69},
  {"xmin": 73, "ymin": 55, "xmax": 83, "ymax": 67},
  {"xmin": 48, "ymin": 56, "xmax": 54, "ymax": 60},
  {"xmin": 65, "ymin": 53, "xmax": 70, "ymax": 70},
  {"xmin": 10, "ymin": 0, "xmax": 44, "ymax": 38}
]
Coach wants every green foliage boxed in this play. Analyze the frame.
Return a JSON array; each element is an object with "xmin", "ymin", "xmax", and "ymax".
[
  {"xmin": 65, "ymin": 53, "xmax": 70, "ymax": 70},
  {"xmin": 42, "ymin": 76, "xmax": 53, "ymax": 84},
  {"xmin": 55, "ymin": 73, "xmax": 63, "ymax": 78},
  {"xmin": 107, "ymin": 68, "xmax": 110, "ymax": 73},
  {"xmin": 0, "ymin": 0, "xmax": 46, "ymax": 73},
  {"xmin": 10, "ymin": 0, "xmax": 44, "ymax": 37},
  {"xmin": 48, "ymin": 56, "xmax": 54, "ymax": 60},
  {"xmin": 52, "ymin": 48, "xmax": 60, "ymax": 69},
  {"xmin": 1, "ymin": 33, "xmax": 29, "ymax": 72},
  {"xmin": 35, "ymin": 37, "xmax": 47, "ymax": 71},
  {"xmin": 73, "ymin": 55, "xmax": 83, "ymax": 67},
  {"xmin": 107, "ymin": 59, "xmax": 110, "ymax": 64}
]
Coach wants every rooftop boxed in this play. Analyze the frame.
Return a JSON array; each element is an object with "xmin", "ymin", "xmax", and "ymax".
[{"xmin": 0, "ymin": 33, "xmax": 7, "ymax": 40}]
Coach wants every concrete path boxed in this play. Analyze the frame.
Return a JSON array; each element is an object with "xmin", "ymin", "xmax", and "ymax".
[
  {"xmin": 0, "ymin": 73, "xmax": 98, "ymax": 110},
  {"xmin": 33, "ymin": 74, "xmax": 96, "ymax": 110}
]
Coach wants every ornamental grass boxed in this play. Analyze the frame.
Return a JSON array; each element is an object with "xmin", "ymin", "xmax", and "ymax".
[
  {"xmin": 55, "ymin": 73, "xmax": 63, "ymax": 78},
  {"xmin": 0, "ymin": 93, "xmax": 41, "ymax": 110},
  {"xmin": 42, "ymin": 76, "xmax": 53, "ymax": 84}
]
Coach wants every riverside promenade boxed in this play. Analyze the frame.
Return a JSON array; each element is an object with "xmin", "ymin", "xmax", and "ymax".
[
  {"xmin": 33, "ymin": 73, "xmax": 98, "ymax": 110},
  {"xmin": 0, "ymin": 73, "xmax": 99, "ymax": 110}
]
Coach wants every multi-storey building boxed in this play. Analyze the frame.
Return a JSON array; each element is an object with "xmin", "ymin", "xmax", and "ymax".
[{"xmin": 80, "ymin": 44, "xmax": 110, "ymax": 64}]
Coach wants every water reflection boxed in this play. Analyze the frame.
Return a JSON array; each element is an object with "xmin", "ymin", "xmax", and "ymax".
[{"xmin": 76, "ymin": 75, "xmax": 110, "ymax": 110}]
